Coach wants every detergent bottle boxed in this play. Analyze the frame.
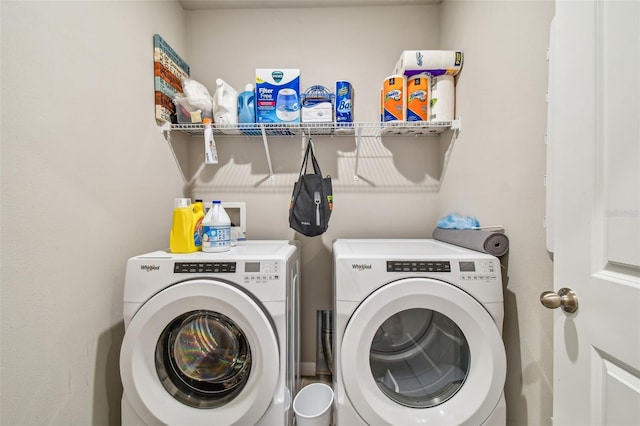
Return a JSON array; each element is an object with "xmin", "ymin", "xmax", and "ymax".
[
  {"xmin": 170, "ymin": 198, "xmax": 199, "ymax": 253},
  {"xmin": 202, "ymin": 200, "xmax": 231, "ymax": 252},
  {"xmin": 238, "ymin": 84, "xmax": 256, "ymax": 124},
  {"xmin": 213, "ymin": 78, "xmax": 239, "ymax": 134},
  {"xmin": 193, "ymin": 199, "xmax": 205, "ymax": 251},
  {"xmin": 238, "ymin": 83, "xmax": 258, "ymax": 135}
]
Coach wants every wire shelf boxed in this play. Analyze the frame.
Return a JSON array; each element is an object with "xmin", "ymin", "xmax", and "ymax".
[
  {"xmin": 162, "ymin": 119, "xmax": 461, "ymax": 183},
  {"xmin": 170, "ymin": 121, "xmax": 456, "ymax": 138}
]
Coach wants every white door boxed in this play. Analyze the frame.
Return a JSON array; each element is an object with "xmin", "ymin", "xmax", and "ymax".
[{"xmin": 547, "ymin": 0, "xmax": 640, "ymax": 424}]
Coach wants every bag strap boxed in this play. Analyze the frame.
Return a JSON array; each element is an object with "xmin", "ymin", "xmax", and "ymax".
[
  {"xmin": 297, "ymin": 139, "xmax": 311, "ymax": 177},
  {"xmin": 298, "ymin": 138, "xmax": 323, "ymax": 178}
]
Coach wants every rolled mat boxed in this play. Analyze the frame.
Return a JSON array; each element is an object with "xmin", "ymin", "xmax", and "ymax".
[{"xmin": 432, "ymin": 228, "xmax": 509, "ymax": 257}]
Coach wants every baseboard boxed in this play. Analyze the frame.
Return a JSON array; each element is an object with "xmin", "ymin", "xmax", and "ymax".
[{"xmin": 301, "ymin": 362, "xmax": 316, "ymax": 377}]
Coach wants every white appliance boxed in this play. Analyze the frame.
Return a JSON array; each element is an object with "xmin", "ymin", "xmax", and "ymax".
[
  {"xmin": 120, "ymin": 241, "xmax": 300, "ymax": 426},
  {"xmin": 333, "ymin": 239, "xmax": 507, "ymax": 426}
]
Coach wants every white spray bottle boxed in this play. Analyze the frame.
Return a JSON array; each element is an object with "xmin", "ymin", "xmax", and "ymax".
[{"xmin": 203, "ymin": 117, "xmax": 218, "ymax": 164}]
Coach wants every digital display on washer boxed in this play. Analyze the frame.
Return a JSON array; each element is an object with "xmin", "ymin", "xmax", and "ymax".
[
  {"xmin": 459, "ymin": 261, "xmax": 476, "ymax": 272},
  {"xmin": 244, "ymin": 262, "xmax": 260, "ymax": 273},
  {"xmin": 174, "ymin": 262, "xmax": 236, "ymax": 273},
  {"xmin": 387, "ymin": 261, "xmax": 451, "ymax": 272}
]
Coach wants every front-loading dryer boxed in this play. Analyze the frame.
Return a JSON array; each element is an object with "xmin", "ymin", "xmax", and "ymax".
[
  {"xmin": 119, "ymin": 241, "xmax": 300, "ymax": 426},
  {"xmin": 333, "ymin": 239, "xmax": 506, "ymax": 426}
]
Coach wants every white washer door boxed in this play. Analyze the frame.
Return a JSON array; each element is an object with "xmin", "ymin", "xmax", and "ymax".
[
  {"xmin": 341, "ymin": 278, "xmax": 506, "ymax": 426},
  {"xmin": 120, "ymin": 279, "xmax": 279, "ymax": 426}
]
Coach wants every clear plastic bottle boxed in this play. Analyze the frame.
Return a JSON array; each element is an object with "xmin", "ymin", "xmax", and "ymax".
[{"xmin": 202, "ymin": 200, "xmax": 231, "ymax": 252}]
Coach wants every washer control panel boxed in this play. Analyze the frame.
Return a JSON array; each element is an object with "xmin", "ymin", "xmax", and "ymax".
[
  {"xmin": 174, "ymin": 262, "xmax": 236, "ymax": 274},
  {"xmin": 243, "ymin": 261, "xmax": 281, "ymax": 284}
]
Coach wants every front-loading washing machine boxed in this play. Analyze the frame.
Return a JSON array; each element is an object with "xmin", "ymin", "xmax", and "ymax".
[
  {"xmin": 333, "ymin": 239, "xmax": 506, "ymax": 426},
  {"xmin": 119, "ymin": 241, "xmax": 300, "ymax": 426}
]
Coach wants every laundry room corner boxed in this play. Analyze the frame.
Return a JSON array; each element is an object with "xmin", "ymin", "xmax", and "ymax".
[{"xmin": 2, "ymin": 0, "xmax": 560, "ymax": 425}]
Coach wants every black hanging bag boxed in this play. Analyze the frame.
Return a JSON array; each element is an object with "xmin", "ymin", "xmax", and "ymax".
[{"xmin": 289, "ymin": 138, "xmax": 333, "ymax": 237}]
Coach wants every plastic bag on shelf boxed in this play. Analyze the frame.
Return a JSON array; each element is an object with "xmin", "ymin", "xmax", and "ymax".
[
  {"xmin": 173, "ymin": 78, "xmax": 214, "ymax": 123},
  {"xmin": 173, "ymin": 93, "xmax": 212, "ymax": 124},
  {"xmin": 181, "ymin": 77, "xmax": 214, "ymax": 111},
  {"xmin": 436, "ymin": 213, "xmax": 480, "ymax": 230}
]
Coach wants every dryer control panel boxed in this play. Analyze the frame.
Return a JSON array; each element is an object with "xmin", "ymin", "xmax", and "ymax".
[
  {"xmin": 174, "ymin": 262, "xmax": 236, "ymax": 273},
  {"xmin": 386, "ymin": 259, "xmax": 500, "ymax": 282},
  {"xmin": 387, "ymin": 261, "xmax": 451, "ymax": 273}
]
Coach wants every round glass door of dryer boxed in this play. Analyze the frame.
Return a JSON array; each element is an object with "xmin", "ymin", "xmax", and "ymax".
[
  {"xmin": 369, "ymin": 308, "xmax": 470, "ymax": 408},
  {"xmin": 155, "ymin": 310, "xmax": 251, "ymax": 408},
  {"xmin": 340, "ymin": 277, "xmax": 506, "ymax": 426}
]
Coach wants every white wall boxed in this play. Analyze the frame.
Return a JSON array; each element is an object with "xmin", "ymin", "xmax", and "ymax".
[
  {"xmin": 439, "ymin": 1, "xmax": 555, "ymax": 424},
  {"xmin": 182, "ymin": 2, "xmax": 444, "ymax": 372},
  {"xmin": 1, "ymin": 1, "xmax": 554, "ymax": 425},
  {"xmin": 1, "ymin": 1, "xmax": 187, "ymax": 424}
]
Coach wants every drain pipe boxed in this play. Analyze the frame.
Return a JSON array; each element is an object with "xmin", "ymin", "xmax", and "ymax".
[{"xmin": 320, "ymin": 310, "xmax": 334, "ymax": 376}]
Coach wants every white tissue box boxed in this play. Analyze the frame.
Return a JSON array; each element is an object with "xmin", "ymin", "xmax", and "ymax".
[{"xmin": 302, "ymin": 102, "xmax": 333, "ymax": 122}]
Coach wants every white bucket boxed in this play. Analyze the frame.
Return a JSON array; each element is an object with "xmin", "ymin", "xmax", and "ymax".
[{"xmin": 293, "ymin": 383, "xmax": 334, "ymax": 426}]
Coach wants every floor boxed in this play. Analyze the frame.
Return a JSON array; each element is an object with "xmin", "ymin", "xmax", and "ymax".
[{"xmin": 301, "ymin": 374, "xmax": 332, "ymax": 388}]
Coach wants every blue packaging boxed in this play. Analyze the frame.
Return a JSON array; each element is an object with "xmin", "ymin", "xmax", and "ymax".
[
  {"xmin": 256, "ymin": 69, "xmax": 300, "ymax": 124},
  {"xmin": 238, "ymin": 84, "xmax": 259, "ymax": 135},
  {"xmin": 335, "ymin": 80, "xmax": 354, "ymax": 123},
  {"xmin": 238, "ymin": 88, "xmax": 255, "ymax": 124}
]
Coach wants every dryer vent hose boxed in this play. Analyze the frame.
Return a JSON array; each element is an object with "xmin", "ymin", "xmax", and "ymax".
[{"xmin": 321, "ymin": 310, "xmax": 334, "ymax": 376}]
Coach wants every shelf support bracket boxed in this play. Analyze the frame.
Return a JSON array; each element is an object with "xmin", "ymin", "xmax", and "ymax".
[
  {"xmin": 353, "ymin": 125, "xmax": 363, "ymax": 180},
  {"xmin": 451, "ymin": 117, "xmax": 462, "ymax": 131},
  {"xmin": 260, "ymin": 124, "xmax": 275, "ymax": 181},
  {"xmin": 439, "ymin": 117, "xmax": 462, "ymax": 188},
  {"xmin": 160, "ymin": 122, "xmax": 188, "ymax": 183}
]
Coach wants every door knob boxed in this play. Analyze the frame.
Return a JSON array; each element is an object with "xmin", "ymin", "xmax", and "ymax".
[{"xmin": 540, "ymin": 287, "xmax": 578, "ymax": 313}]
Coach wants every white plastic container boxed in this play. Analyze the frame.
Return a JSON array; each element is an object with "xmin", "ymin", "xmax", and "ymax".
[
  {"xmin": 213, "ymin": 78, "xmax": 240, "ymax": 134},
  {"xmin": 202, "ymin": 200, "xmax": 231, "ymax": 252},
  {"xmin": 293, "ymin": 383, "xmax": 334, "ymax": 426}
]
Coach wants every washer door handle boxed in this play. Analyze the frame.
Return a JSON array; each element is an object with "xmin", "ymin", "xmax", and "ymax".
[{"xmin": 540, "ymin": 287, "xmax": 578, "ymax": 313}]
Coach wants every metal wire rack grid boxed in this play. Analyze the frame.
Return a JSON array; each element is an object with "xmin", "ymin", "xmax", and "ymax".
[{"xmin": 170, "ymin": 121, "xmax": 455, "ymax": 138}]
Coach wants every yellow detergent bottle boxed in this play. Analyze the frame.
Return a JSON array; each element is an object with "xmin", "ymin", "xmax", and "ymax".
[
  {"xmin": 193, "ymin": 199, "xmax": 205, "ymax": 251},
  {"xmin": 170, "ymin": 198, "xmax": 200, "ymax": 253}
]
